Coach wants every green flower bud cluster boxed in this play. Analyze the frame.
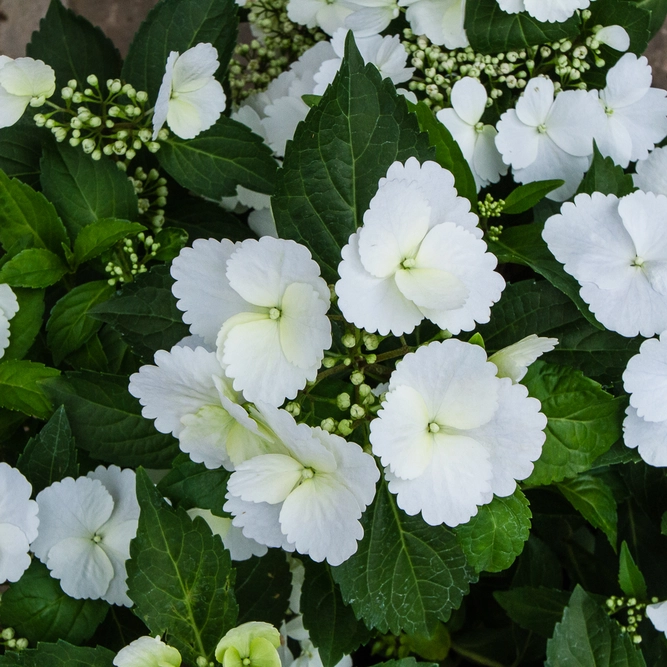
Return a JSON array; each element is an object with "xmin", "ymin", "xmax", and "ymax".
[
  {"xmin": 478, "ymin": 193, "xmax": 505, "ymax": 219},
  {"xmin": 605, "ymin": 595, "xmax": 654, "ymax": 644},
  {"xmin": 1, "ymin": 627, "xmax": 28, "ymax": 651},
  {"xmin": 131, "ymin": 167, "xmax": 169, "ymax": 232},
  {"xmin": 105, "ymin": 232, "xmax": 161, "ymax": 286}
]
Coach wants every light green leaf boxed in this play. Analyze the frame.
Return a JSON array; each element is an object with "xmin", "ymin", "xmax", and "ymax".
[
  {"xmin": 2, "ymin": 288, "xmax": 44, "ymax": 361},
  {"xmin": 127, "ymin": 469, "xmax": 238, "ymax": 664},
  {"xmin": 0, "ymin": 641, "xmax": 114, "ymax": 667},
  {"xmin": 0, "ymin": 117, "xmax": 42, "ymax": 188},
  {"xmin": 503, "ymin": 180, "xmax": 564, "ymax": 215},
  {"xmin": 523, "ymin": 362, "xmax": 624, "ymax": 486},
  {"xmin": 332, "ymin": 482, "xmax": 474, "ymax": 635},
  {"xmin": 558, "ymin": 475, "xmax": 618, "ymax": 549},
  {"xmin": 545, "ymin": 586, "xmax": 647, "ymax": 666},
  {"xmin": 73, "ymin": 218, "xmax": 146, "ymax": 265},
  {"xmin": 577, "ymin": 145, "xmax": 635, "ymax": 198},
  {"xmin": 494, "ymin": 587, "xmax": 570, "ymax": 638},
  {"xmin": 456, "ymin": 489, "xmax": 531, "ymax": 573},
  {"xmin": 618, "ymin": 541, "xmax": 648, "ymax": 601},
  {"xmin": 0, "ymin": 248, "xmax": 67, "ymax": 288},
  {"xmin": 46, "ymin": 281, "xmax": 115, "ymax": 364},
  {"xmin": 272, "ymin": 33, "xmax": 434, "ymax": 282},
  {"xmin": 0, "ymin": 360, "xmax": 60, "ymax": 419}
]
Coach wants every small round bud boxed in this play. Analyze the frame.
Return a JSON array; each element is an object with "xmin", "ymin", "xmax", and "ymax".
[
  {"xmin": 197, "ymin": 658, "xmax": 209, "ymax": 667},
  {"xmin": 86, "ymin": 74, "xmax": 98, "ymax": 87},
  {"xmin": 341, "ymin": 332, "xmax": 357, "ymax": 348},
  {"xmin": 320, "ymin": 418, "xmax": 336, "ymax": 432},
  {"xmin": 61, "ymin": 86, "xmax": 73, "ymax": 100},
  {"xmin": 337, "ymin": 419, "xmax": 354, "ymax": 436},
  {"xmin": 136, "ymin": 90, "xmax": 149, "ymax": 103},
  {"xmin": 110, "ymin": 80, "xmax": 122, "ymax": 94},
  {"xmin": 362, "ymin": 333, "xmax": 379, "ymax": 351},
  {"xmin": 103, "ymin": 144, "xmax": 114, "ymax": 155},
  {"xmin": 139, "ymin": 128, "xmax": 152, "ymax": 142},
  {"xmin": 147, "ymin": 142, "xmax": 161, "ymax": 153},
  {"xmin": 350, "ymin": 404, "xmax": 366, "ymax": 420},
  {"xmin": 350, "ymin": 370, "xmax": 365, "ymax": 386},
  {"xmin": 7, "ymin": 639, "xmax": 16, "ymax": 648},
  {"xmin": 2, "ymin": 628, "xmax": 15, "ymax": 641},
  {"xmin": 286, "ymin": 401, "xmax": 301, "ymax": 416},
  {"xmin": 68, "ymin": 79, "xmax": 78, "ymax": 89},
  {"xmin": 358, "ymin": 384, "xmax": 372, "ymax": 398},
  {"xmin": 33, "ymin": 113, "xmax": 46, "ymax": 127},
  {"xmin": 15, "ymin": 638, "xmax": 28, "ymax": 650},
  {"xmin": 88, "ymin": 116, "xmax": 102, "ymax": 127},
  {"xmin": 29, "ymin": 95, "xmax": 46, "ymax": 107},
  {"xmin": 72, "ymin": 91, "xmax": 84, "ymax": 103},
  {"xmin": 322, "ymin": 357, "xmax": 336, "ymax": 369},
  {"xmin": 157, "ymin": 128, "xmax": 170, "ymax": 141},
  {"xmin": 125, "ymin": 148, "xmax": 136, "ymax": 160},
  {"xmin": 336, "ymin": 393, "xmax": 351, "ymax": 410},
  {"xmin": 91, "ymin": 150, "xmax": 102, "ymax": 161}
]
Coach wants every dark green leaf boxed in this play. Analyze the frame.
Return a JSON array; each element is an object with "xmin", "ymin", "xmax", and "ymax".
[
  {"xmin": 122, "ymin": 0, "xmax": 238, "ymax": 103},
  {"xmin": 0, "ymin": 561, "xmax": 106, "ymax": 645},
  {"xmin": 577, "ymin": 145, "xmax": 636, "ymax": 197},
  {"xmin": 332, "ymin": 482, "xmax": 473, "ymax": 635},
  {"xmin": 127, "ymin": 469, "xmax": 238, "ymax": 664},
  {"xmin": 545, "ymin": 586, "xmax": 647, "ymax": 666},
  {"xmin": 273, "ymin": 33, "xmax": 434, "ymax": 282},
  {"xmin": 465, "ymin": 0, "xmax": 580, "ymax": 53},
  {"xmin": 2, "ymin": 288, "xmax": 44, "ymax": 361},
  {"xmin": 46, "ymin": 281, "xmax": 115, "ymax": 364},
  {"xmin": 235, "ymin": 550, "xmax": 292, "ymax": 627},
  {"xmin": 0, "ymin": 641, "xmax": 114, "ymax": 667},
  {"xmin": 0, "ymin": 360, "xmax": 59, "ymax": 419},
  {"xmin": 591, "ymin": 0, "xmax": 651, "ymax": 55},
  {"xmin": 0, "ymin": 117, "xmax": 43, "ymax": 188},
  {"xmin": 0, "ymin": 248, "xmax": 67, "ymax": 288},
  {"xmin": 0, "ymin": 170, "xmax": 69, "ymax": 255},
  {"xmin": 503, "ymin": 180, "xmax": 564, "ymax": 215},
  {"xmin": 65, "ymin": 333, "xmax": 110, "ymax": 373},
  {"xmin": 88, "ymin": 265, "xmax": 189, "ymax": 362},
  {"xmin": 558, "ymin": 475, "xmax": 618, "ymax": 549},
  {"xmin": 44, "ymin": 371, "xmax": 179, "ymax": 467},
  {"xmin": 27, "ymin": 0, "xmax": 121, "ymax": 92},
  {"xmin": 456, "ymin": 489, "xmax": 531, "ymax": 573},
  {"xmin": 373, "ymin": 660, "xmax": 437, "ymax": 667},
  {"xmin": 73, "ymin": 218, "xmax": 146, "ymax": 265},
  {"xmin": 40, "ymin": 142, "xmax": 139, "ymax": 238},
  {"xmin": 16, "ymin": 406, "xmax": 78, "ymax": 493},
  {"xmin": 494, "ymin": 587, "xmax": 570, "ymax": 638},
  {"xmin": 524, "ymin": 362, "xmax": 624, "ymax": 486},
  {"xmin": 618, "ymin": 541, "xmax": 648, "ymax": 600},
  {"xmin": 302, "ymin": 560, "xmax": 371, "ymax": 667},
  {"xmin": 410, "ymin": 101, "xmax": 476, "ymax": 208},
  {"xmin": 153, "ymin": 226, "xmax": 188, "ymax": 262},
  {"xmin": 635, "ymin": 0, "xmax": 667, "ymax": 35}
]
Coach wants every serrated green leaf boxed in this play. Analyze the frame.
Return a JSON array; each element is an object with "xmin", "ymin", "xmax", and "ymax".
[
  {"xmin": 456, "ymin": 489, "xmax": 531, "ymax": 574},
  {"xmin": 64, "ymin": 333, "xmax": 110, "ymax": 373},
  {"xmin": 73, "ymin": 218, "xmax": 146, "ymax": 265},
  {"xmin": 503, "ymin": 180, "xmax": 564, "ymax": 215},
  {"xmin": 618, "ymin": 541, "xmax": 648, "ymax": 600},
  {"xmin": 153, "ymin": 226, "xmax": 188, "ymax": 262},
  {"xmin": 0, "ymin": 248, "xmax": 67, "ymax": 288},
  {"xmin": 332, "ymin": 482, "xmax": 473, "ymax": 635},
  {"xmin": 46, "ymin": 281, "xmax": 114, "ymax": 364},
  {"xmin": 16, "ymin": 406, "xmax": 78, "ymax": 493},
  {"xmin": 0, "ymin": 360, "xmax": 59, "ymax": 419},
  {"xmin": 40, "ymin": 142, "xmax": 139, "ymax": 238},
  {"xmin": 44, "ymin": 371, "xmax": 179, "ymax": 467},
  {"xmin": 0, "ymin": 117, "xmax": 42, "ymax": 188},
  {"xmin": 558, "ymin": 475, "xmax": 618, "ymax": 549},
  {"xmin": 2, "ymin": 288, "xmax": 44, "ymax": 361},
  {"xmin": 273, "ymin": 33, "xmax": 434, "ymax": 282},
  {"xmin": 410, "ymin": 101, "xmax": 476, "ymax": 208},
  {"xmin": 577, "ymin": 145, "xmax": 636, "ymax": 197},
  {"xmin": 523, "ymin": 362, "xmax": 624, "ymax": 486},
  {"xmin": 464, "ymin": 0, "xmax": 580, "ymax": 53},
  {"xmin": 302, "ymin": 560, "xmax": 371, "ymax": 667},
  {"xmin": 0, "ymin": 641, "xmax": 114, "ymax": 667},
  {"xmin": 158, "ymin": 456, "xmax": 231, "ymax": 512},
  {"xmin": 127, "ymin": 469, "xmax": 238, "ymax": 664},
  {"xmin": 0, "ymin": 170, "xmax": 69, "ymax": 255},
  {"xmin": 122, "ymin": 0, "xmax": 238, "ymax": 103},
  {"xmin": 27, "ymin": 0, "xmax": 121, "ymax": 92},
  {"xmin": 494, "ymin": 587, "xmax": 570, "ymax": 638},
  {"xmin": 88, "ymin": 265, "xmax": 189, "ymax": 362},
  {"xmin": 545, "ymin": 586, "xmax": 647, "ymax": 666},
  {"xmin": 0, "ymin": 561, "xmax": 106, "ymax": 645}
]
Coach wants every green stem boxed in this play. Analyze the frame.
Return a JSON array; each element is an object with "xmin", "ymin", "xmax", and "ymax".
[{"xmin": 450, "ymin": 643, "xmax": 508, "ymax": 667}]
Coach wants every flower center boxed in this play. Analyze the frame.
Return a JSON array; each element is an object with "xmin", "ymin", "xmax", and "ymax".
[
  {"xmin": 427, "ymin": 422, "xmax": 440, "ymax": 433},
  {"xmin": 269, "ymin": 307, "xmax": 281, "ymax": 320},
  {"xmin": 92, "ymin": 534, "xmax": 103, "ymax": 544},
  {"xmin": 537, "ymin": 124, "xmax": 547, "ymax": 134},
  {"xmin": 301, "ymin": 467, "xmax": 315, "ymax": 481},
  {"xmin": 474, "ymin": 121, "xmax": 484, "ymax": 133},
  {"xmin": 604, "ymin": 105, "xmax": 614, "ymax": 116},
  {"xmin": 632, "ymin": 256, "xmax": 645, "ymax": 267},
  {"xmin": 243, "ymin": 659, "xmax": 251, "ymax": 666},
  {"xmin": 401, "ymin": 257, "xmax": 416, "ymax": 269}
]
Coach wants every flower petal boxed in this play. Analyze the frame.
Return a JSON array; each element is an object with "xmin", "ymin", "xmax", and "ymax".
[
  {"xmin": 0, "ymin": 523, "xmax": 31, "ymax": 583},
  {"xmin": 624, "ymin": 406, "xmax": 667, "ymax": 467},
  {"xmin": 450, "ymin": 76, "xmax": 487, "ymax": 125},
  {"xmin": 229, "ymin": 454, "xmax": 305, "ymax": 504}
]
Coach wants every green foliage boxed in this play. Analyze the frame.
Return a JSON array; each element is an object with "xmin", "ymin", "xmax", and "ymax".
[
  {"xmin": 503, "ymin": 181, "xmax": 565, "ymax": 215},
  {"xmin": 0, "ymin": 561, "xmax": 107, "ymax": 645},
  {"xmin": 0, "ymin": 248, "xmax": 67, "ymax": 288},
  {"xmin": 333, "ymin": 482, "xmax": 474, "ymax": 635},
  {"xmin": 2, "ymin": 288, "xmax": 44, "ymax": 361},
  {"xmin": 158, "ymin": 456, "xmax": 231, "ymax": 512},
  {"xmin": 127, "ymin": 469, "xmax": 238, "ymax": 664},
  {"xmin": 577, "ymin": 145, "xmax": 636, "ymax": 197},
  {"xmin": 618, "ymin": 542, "xmax": 648, "ymax": 600},
  {"xmin": 456, "ymin": 489, "xmax": 532, "ymax": 573},
  {"xmin": 273, "ymin": 33, "xmax": 434, "ymax": 282},
  {"xmin": 0, "ymin": 360, "xmax": 59, "ymax": 419},
  {"xmin": 635, "ymin": 0, "xmax": 667, "ymax": 35},
  {"xmin": 494, "ymin": 587, "xmax": 570, "ymax": 638},
  {"xmin": 0, "ymin": 117, "xmax": 43, "ymax": 188},
  {"xmin": 73, "ymin": 219, "xmax": 146, "ymax": 265},
  {"xmin": 0, "ymin": 642, "xmax": 113, "ymax": 667}
]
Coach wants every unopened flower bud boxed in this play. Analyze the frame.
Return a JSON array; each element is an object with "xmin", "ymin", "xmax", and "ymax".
[
  {"xmin": 286, "ymin": 402, "xmax": 301, "ymax": 416},
  {"xmin": 350, "ymin": 404, "xmax": 366, "ymax": 420},
  {"xmin": 15, "ymin": 638, "xmax": 28, "ymax": 650},
  {"xmin": 157, "ymin": 128, "xmax": 169, "ymax": 141},
  {"xmin": 337, "ymin": 419, "xmax": 354, "ymax": 436},
  {"xmin": 320, "ymin": 418, "xmax": 336, "ymax": 432},
  {"xmin": 341, "ymin": 332, "xmax": 356, "ymax": 348},
  {"xmin": 68, "ymin": 79, "xmax": 78, "ymax": 89},
  {"xmin": 138, "ymin": 128, "xmax": 152, "ymax": 142},
  {"xmin": 61, "ymin": 86, "xmax": 73, "ymax": 99},
  {"xmin": 89, "ymin": 116, "xmax": 102, "ymax": 127},
  {"xmin": 136, "ymin": 90, "xmax": 149, "ymax": 103},
  {"xmin": 322, "ymin": 357, "xmax": 336, "ymax": 368},
  {"xmin": 336, "ymin": 393, "xmax": 351, "ymax": 410},
  {"xmin": 350, "ymin": 370, "xmax": 364, "ymax": 385},
  {"xmin": 197, "ymin": 658, "xmax": 208, "ymax": 667},
  {"xmin": 358, "ymin": 384, "xmax": 372, "ymax": 398},
  {"xmin": 33, "ymin": 114, "xmax": 46, "ymax": 126},
  {"xmin": 86, "ymin": 74, "xmax": 98, "ymax": 87},
  {"xmin": 109, "ymin": 80, "xmax": 122, "ymax": 93},
  {"xmin": 147, "ymin": 142, "xmax": 161, "ymax": 153},
  {"xmin": 362, "ymin": 333, "xmax": 379, "ymax": 350},
  {"xmin": 2, "ymin": 628, "xmax": 14, "ymax": 641},
  {"xmin": 72, "ymin": 91, "xmax": 84, "ymax": 103}
]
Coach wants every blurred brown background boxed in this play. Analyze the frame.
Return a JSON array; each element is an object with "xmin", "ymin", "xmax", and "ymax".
[{"xmin": 1, "ymin": 0, "xmax": 667, "ymax": 87}]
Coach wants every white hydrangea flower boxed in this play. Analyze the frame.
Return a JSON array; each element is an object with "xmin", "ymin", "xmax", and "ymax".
[
  {"xmin": 336, "ymin": 158, "xmax": 505, "ymax": 336},
  {"xmin": 287, "ymin": 0, "xmax": 354, "ymax": 36},
  {"xmin": 0, "ymin": 56, "xmax": 55, "ymax": 129},
  {"xmin": 0, "ymin": 463, "xmax": 39, "ymax": 583},
  {"xmin": 128, "ymin": 345, "xmax": 280, "ymax": 470},
  {"xmin": 594, "ymin": 54, "xmax": 667, "ymax": 168},
  {"xmin": 489, "ymin": 335, "xmax": 558, "ymax": 382},
  {"xmin": 496, "ymin": 0, "xmax": 593, "ymax": 22},
  {"xmin": 225, "ymin": 405, "xmax": 379, "ymax": 565},
  {"xmin": 634, "ymin": 146, "xmax": 667, "ymax": 195},
  {"xmin": 398, "ymin": 0, "xmax": 468, "ymax": 48},
  {"xmin": 647, "ymin": 600, "xmax": 667, "ymax": 636},
  {"xmin": 495, "ymin": 76, "xmax": 604, "ymax": 200},
  {"xmin": 152, "ymin": 43, "xmax": 227, "ymax": 140},
  {"xmin": 370, "ymin": 340, "xmax": 547, "ymax": 527},
  {"xmin": 171, "ymin": 237, "xmax": 331, "ymax": 406},
  {"xmin": 113, "ymin": 636, "xmax": 181, "ymax": 667},
  {"xmin": 343, "ymin": 0, "xmax": 400, "ymax": 37},
  {"xmin": 31, "ymin": 466, "xmax": 139, "ymax": 606},
  {"xmin": 313, "ymin": 29, "xmax": 413, "ymax": 95},
  {"xmin": 187, "ymin": 508, "xmax": 268, "ymax": 561},
  {"xmin": 436, "ymin": 77, "xmax": 508, "ymax": 191},
  {"xmin": 542, "ymin": 191, "xmax": 667, "ymax": 338},
  {"xmin": 0, "ymin": 283, "xmax": 19, "ymax": 360}
]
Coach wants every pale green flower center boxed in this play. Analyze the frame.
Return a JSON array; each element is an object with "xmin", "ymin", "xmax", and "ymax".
[
  {"xmin": 475, "ymin": 121, "xmax": 485, "ymax": 133},
  {"xmin": 402, "ymin": 257, "xmax": 416, "ymax": 269},
  {"xmin": 428, "ymin": 422, "xmax": 440, "ymax": 433},
  {"xmin": 537, "ymin": 124, "xmax": 547, "ymax": 133},
  {"xmin": 632, "ymin": 256, "xmax": 645, "ymax": 267},
  {"xmin": 269, "ymin": 307, "xmax": 281, "ymax": 320}
]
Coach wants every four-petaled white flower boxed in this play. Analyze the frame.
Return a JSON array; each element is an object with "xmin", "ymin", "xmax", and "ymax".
[
  {"xmin": 436, "ymin": 77, "xmax": 508, "ymax": 191},
  {"xmin": 31, "ymin": 466, "xmax": 139, "ymax": 606},
  {"xmin": 594, "ymin": 54, "xmax": 667, "ymax": 168},
  {"xmin": 0, "ymin": 56, "xmax": 55, "ymax": 129},
  {"xmin": 489, "ymin": 334, "xmax": 558, "ymax": 383},
  {"xmin": 543, "ymin": 191, "xmax": 667, "ymax": 338},
  {"xmin": 634, "ymin": 146, "xmax": 667, "ymax": 196},
  {"xmin": 0, "ymin": 463, "xmax": 39, "ymax": 584},
  {"xmin": 225, "ymin": 405, "xmax": 379, "ymax": 565},
  {"xmin": 152, "ymin": 43, "xmax": 227, "ymax": 140},
  {"xmin": 336, "ymin": 157, "xmax": 505, "ymax": 336},
  {"xmin": 496, "ymin": 0, "xmax": 594, "ymax": 23},
  {"xmin": 495, "ymin": 76, "xmax": 604, "ymax": 200},
  {"xmin": 287, "ymin": 0, "xmax": 354, "ymax": 35},
  {"xmin": 622, "ymin": 334, "xmax": 667, "ymax": 467},
  {"xmin": 0, "ymin": 283, "xmax": 18, "ymax": 360},
  {"xmin": 171, "ymin": 237, "xmax": 331, "ymax": 406},
  {"xmin": 370, "ymin": 340, "xmax": 547, "ymax": 527},
  {"xmin": 398, "ymin": 0, "xmax": 468, "ymax": 49},
  {"xmin": 113, "ymin": 636, "xmax": 182, "ymax": 667}
]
